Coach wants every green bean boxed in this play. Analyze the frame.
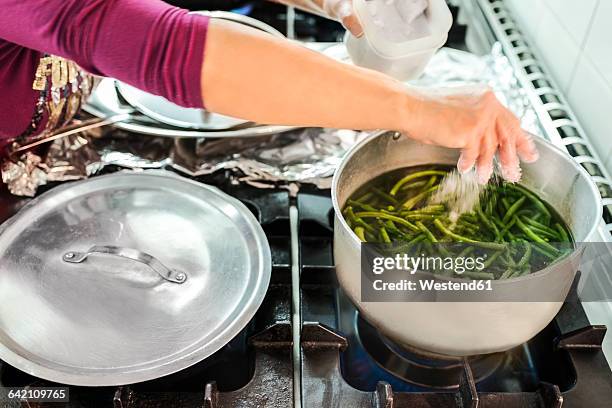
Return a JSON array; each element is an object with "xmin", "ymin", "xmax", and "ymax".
[
  {"xmin": 458, "ymin": 218, "xmax": 480, "ymax": 230},
  {"xmin": 384, "ymin": 220, "xmax": 400, "ymax": 233},
  {"xmin": 409, "ymin": 234, "xmax": 426, "ymax": 244},
  {"xmin": 500, "ymin": 268, "xmax": 516, "ymax": 280},
  {"xmin": 372, "ymin": 187, "xmax": 399, "ymax": 206},
  {"xmin": 404, "ymin": 215, "xmax": 438, "ymax": 223},
  {"xmin": 462, "ymin": 271, "xmax": 495, "ymax": 280},
  {"xmin": 456, "ymin": 219, "xmax": 480, "ymax": 232},
  {"xmin": 516, "ymin": 209, "xmax": 535, "ymax": 217},
  {"xmin": 433, "ymin": 219, "xmax": 506, "ymax": 250},
  {"xmin": 477, "ymin": 208, "xmax": 502, "ymax": 241},
  {"xmin": 482, "ymin": 250, "xmax": 504, "ymax": 269},
  {"xmin": 354, "ymin": 227, "xmax": 366, "ymax": 242},
  {"xmin": 500, "ymin": 217, "xmax": 517, "ymax": 238},
  {"xmin": 416, "ymin": 221, "xmax": 438, "ymax": 243},
  {"xmin": 421, "ymin": 242, "xmax": 433, "ymax": 256},
  {"xmin": 514, "ymin": 216, "xmax": 559, "ymax": 254},
  {"xmin": 555, "ymin": 223, "xmax": 570, "ymax": 242},
  {"xmin": 517, "ymin": 242, "xmax": 532, "ymax": 268},
  {"xmin": 399, "ymin": 180, "xmax": 427, "ymax": 192},
  {"xmin": 343, "ymin": 206, "xmax": 356, "ymax": 222},
  {"xmin": 423, "ymin": 176, "xmax": 438, "ymax": 190},
  {"xmin": 455, "ymin": 224, "xmax": 479, "ymax": 237},
  {"xmin": 486, "ymin": 198, "xmax": 495, "ymax": 216},
  {"xmin": 380, "ymin": 227, "xmax": 391, "ymax": 243},
  {"xmin": 356, "ymin": 219, "xmax": 377, "ymax": 234},
  {"xmin": 492, "ymin": 216, "xmax": 506, "ymax": 230},
  {"xmin": 512, "ymin": 267, "xmax": 531, "ymax": 278},
  {"xmin": 526, "ymin": 225, "xmax": 559, "ymax": 240},
  {"xmin": 354, "ymin": 191, "xmax": 374, "ymax": 203},
  {"xmin": 345, "ymin": 207, "xmax": 377, "ymax": 234},
  {"xmin": 401, "ymin": 185, "xmax": 440, "ymax": 210},
  {"xmin": 411, "ymin": 243, "xmax": 423, "ymax": 257},
  {"xmin": 503, "ymin": 250, "xmax": 517, "ymax": 268},
  {"xmin": 347, "ymin": 200, "xmax": 378, "ymax": 212},
  {"xmin": 400, "ymin": 206, "xmax": 445, "ymax": 217},
  {"xmin": 462, "ymin": 211, "xmax": 478, "ymax": 219},
  {"xmin": 506, "ymin": 184, "xmax": 551, "ymax": 219},
  {"xmin": 390, "ymin": 170, "xmax": 447, "ymax": 196},
  {"xmin": 354, "ymin": 211, "xmax": 420, "ymax": 231},
  {"xmin": 506, "ymin": 230, "xmax": 518, "ymax": 242},
  {"xmin": 520, "ymin": 216, "xmax": 559, "ymax": 237},
  {"xmin": 457, "ymin": 246, "xmax": 475, "ymax": 258},
  {"xmin": 502, "ymin": 196, "xmax": 527, "ymax": 224},
  {"xmin": 530, "ymin": 242, "xmax": 558, "ymax": 260},
  {"xmin": 501, "ymin": 197, "xmax": 512, "ymax": 211}
]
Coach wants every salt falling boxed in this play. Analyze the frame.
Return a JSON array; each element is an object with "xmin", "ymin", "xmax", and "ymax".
[{"xmin": 429, "ymin": 170, "xmax": 484, "ymax": 223}]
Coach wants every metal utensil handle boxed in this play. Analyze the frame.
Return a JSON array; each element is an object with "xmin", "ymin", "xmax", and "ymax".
[
  {"xmin": 8, "ymin": 113, "xmax": 133, "ymax": 156},
  {"xmin": 63, "ymin": 246, "xmax": 187, "ymax": 284}
]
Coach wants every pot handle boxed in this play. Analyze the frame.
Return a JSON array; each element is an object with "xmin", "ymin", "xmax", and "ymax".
[{"xmin": 62, "ymin": 246, "xmax": 187, "ymax": 284}]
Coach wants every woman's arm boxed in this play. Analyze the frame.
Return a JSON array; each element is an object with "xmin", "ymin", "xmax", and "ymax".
[
  {"xmin": 203, "ymin": 18, "xmax": 406, "ymax": 131},
  {"xmin": 202, "ymin": 19, "xmax": 538, "ymax": 183},
  {"xmin": 0, "ymin": 0, "xmax": 208, "ymax": 108}
]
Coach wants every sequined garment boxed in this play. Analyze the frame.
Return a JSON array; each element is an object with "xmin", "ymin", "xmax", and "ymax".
[
  {"xmin": 17, "ymin": 55, "xmax": 93, "ymax": 145},
  {"xmin": 0, "ymin": 55, "xmax": 93, "ymax": 196}
]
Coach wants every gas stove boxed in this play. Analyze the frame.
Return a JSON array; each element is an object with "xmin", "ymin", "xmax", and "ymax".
[
  {"xmin": 2, "ymin": 0, "xmax": 612, "ymax": 406},
  {"xmin": 1, "ymin": 175, "xmax": 611, "ymax": 407}
]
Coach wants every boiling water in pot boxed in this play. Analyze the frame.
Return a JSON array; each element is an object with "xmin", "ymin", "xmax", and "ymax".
[{"xmin": 342, "ymin": 165, "xmax": 573, "ymax": 280}]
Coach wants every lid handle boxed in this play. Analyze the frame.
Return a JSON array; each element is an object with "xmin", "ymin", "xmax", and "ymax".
[{"xmin": 62, "ymin": 246, "xmax": 187, "ymax": 284}]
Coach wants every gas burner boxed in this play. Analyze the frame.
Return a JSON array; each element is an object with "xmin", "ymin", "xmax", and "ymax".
[{"xmin": 356, "ymin": 317, "xmax": 505, "ymax": 389}]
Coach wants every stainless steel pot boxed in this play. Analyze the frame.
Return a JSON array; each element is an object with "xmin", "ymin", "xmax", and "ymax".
[{"xmin": 332, "ymin": 131, "xmax": 602, "ymax": 356}]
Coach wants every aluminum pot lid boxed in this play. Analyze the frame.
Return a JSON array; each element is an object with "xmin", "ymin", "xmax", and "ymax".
[
  {"xmin": 116, "ymin": 81, "xmax": 250, "ymax": 130},
  {"xmin": 0, "ymin": 171, "xmax": 271, "ymax": 386},
  {"xmin": 113, "ymin": 11, "xmax": 285, "ymax": 132},
  {"xmin": 84, "ymin": 78, "xmax": 300, "ymax": 138}
]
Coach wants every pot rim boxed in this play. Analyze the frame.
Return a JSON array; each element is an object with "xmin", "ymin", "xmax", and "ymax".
[{"xmin": 331, "ymin": 131, "xmax": 603, "ymax": 284}]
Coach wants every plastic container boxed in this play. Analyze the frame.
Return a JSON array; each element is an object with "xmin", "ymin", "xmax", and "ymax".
[{"xmin": 345, "ymin": 0, "xmax": 453, "ymax": 81}]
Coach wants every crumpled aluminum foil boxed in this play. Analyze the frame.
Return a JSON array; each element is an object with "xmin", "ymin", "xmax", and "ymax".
[
  {"xmin": 1, "ymin": 43, "xmax": 542, "ymax": 196},
  {"xmin": 172, "ymin": 128, "xmax": 369, "ymax": 189},
  {"xmin": 1, "ymin": 152, "xmax": 48, "ymax": 197}
]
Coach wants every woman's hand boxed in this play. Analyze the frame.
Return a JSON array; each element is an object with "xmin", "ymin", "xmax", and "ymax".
[
  {"xmin": 321, "ymin": 0, "xmax": 363, "ymax": 37},
  {"xmin": 272, "ymin": 0, "xmax": 363, "ymax": 36},
  {"xmin": 405, "ymin": 85, "xmax": 539, "ymax": 184}
]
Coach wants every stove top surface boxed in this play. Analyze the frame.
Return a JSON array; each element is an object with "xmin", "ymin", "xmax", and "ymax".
[{"xmin": 0, "ymin": 169, "xmax": 611, "ymax": 408}]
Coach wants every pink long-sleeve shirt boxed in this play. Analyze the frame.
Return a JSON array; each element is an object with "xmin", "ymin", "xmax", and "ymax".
[{"xmin": 0, "ymin": 0, "xmax": 209, "ymax": 141}]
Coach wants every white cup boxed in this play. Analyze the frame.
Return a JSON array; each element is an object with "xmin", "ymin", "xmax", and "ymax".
[{"xmin": 345, "ymin": 0, "xmax": 453, "ymax": 81}]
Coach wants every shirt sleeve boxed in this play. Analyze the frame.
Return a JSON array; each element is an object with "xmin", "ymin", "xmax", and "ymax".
[{"xmin": 0, "ymin": 0, "xmax": 209, "ymax": 108}]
